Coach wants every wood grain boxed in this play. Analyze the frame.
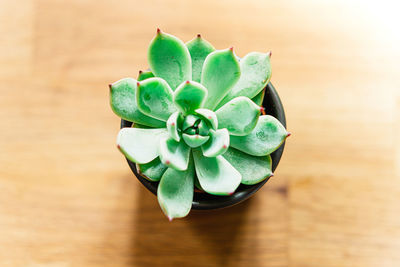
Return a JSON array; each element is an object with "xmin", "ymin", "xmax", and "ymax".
[{"xmin": 0, "ymin": 0, "xmax": 399, "ymax": 266}]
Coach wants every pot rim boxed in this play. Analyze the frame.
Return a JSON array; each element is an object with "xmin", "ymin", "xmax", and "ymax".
[{"xmin": 120, "ymin": 82, "xmax": 286, "ymax": 210}]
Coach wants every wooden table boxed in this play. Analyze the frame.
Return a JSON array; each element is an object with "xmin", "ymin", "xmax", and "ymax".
[{"xmin": 1, "ymin": 0, "xmax": 399, "ymax": 266}]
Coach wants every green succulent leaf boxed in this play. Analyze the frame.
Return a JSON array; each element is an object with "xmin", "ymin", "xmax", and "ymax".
[
  {"xmin": 136, "ymin": 77, "xmax": 177, "ymax": 121},
  {"xmin": 195, "ymin": 109, "xmax": 218, "ymax": 130},
  {"xmin": 193, "ymin": 149, "xmax": 241, "ymax": 195},
  {"xmin": 166, "ymin": 111, "xmax": 182, "ymax": 142},
  {"xmin": 157, "ymin": 157, "xmax": 195, "ymax": 220},
  {"xmin": 109, "ymin": 78, "xmax": 165, "ymax": 128},
  {"xmin": 117, "ymin": 127, "xmax": 168, "ymax": 164},
  {"xmin": 159, "ymin": 137, "xmax": 191, "ymax": 171},
  {"xmin": 201, "ymin": 128, "xmax": 229, "ymax": 157},
  {"xmin": 182, "ymin": 114, "xmax": 200, "ymax": 131},
  {"xmin": 182, "ymin": 134, "xmax": 209, "ymax": 148},
  {"xmin": 252, "ymin": 89, "xmax": 265, "ymax": 106},
  {"xmin": 230, "ymin": 115, "xmax": 288, "ymax": 156},
  {"xmin": 197, "ymin": 120, "xmax": 209, "ymax": 136},
  {"xmin": 186, "ymin": 35, "xmax": 215, "ymax": 83},
  {"xmin": 174, "ymin": 81, "xmax": 208, "ymax": 115},
  {"xmin": 137, "ymin": 70, "xmax": 154, "ymax": 81},
  {"xmin": 131, "ymin": 123, "xmax": 153, "ymax": 129},
  {"xmin": 148, "ymin": 29, "xmax": 192, "ymax": 90},
  {"xmin": 184, "ymin": 128, "xmax": 196, "ymax": 135},
  {"xmin": 194, "ymin": 175, "xmax": 204, "ymax": 191},
  {"xmin": 223, "ymin": 147, "xmax": 272, "ymax": 185},
  {"xmin": 137, "ymin": 157, "xmax": 168, "ymax": 182},
  {"xmin": 216, "ymin": 96, "xmax": 261, "ymax": 136},
  {"xmin": 217, "ymin": 52, "xmax": 271, "ymax": 108},
  {"xmin": 201, "ymin": 48, "xmax": 241, "ymax": 110}
]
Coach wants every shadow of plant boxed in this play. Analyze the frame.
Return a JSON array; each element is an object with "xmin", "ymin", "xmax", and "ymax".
[{"xmin": 129, "ymin": 184, "xmax": 254, "ymax": 267}]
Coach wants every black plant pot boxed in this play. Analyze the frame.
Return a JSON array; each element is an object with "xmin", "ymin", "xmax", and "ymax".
[{"xmin": 120, "ymin": 82, "xmax": 286, "ymax": 210}]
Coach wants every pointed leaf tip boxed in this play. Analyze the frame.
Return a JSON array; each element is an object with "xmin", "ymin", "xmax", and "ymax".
[
  {"xmin": 167, "ymin": 111, "xmax": 182, "ymax": 141},
  {"xmin": 158, "ymin": 158, "xmax": 195, "ymax": 219},
  {"xmin": 149, "ymin": 31, "xmax": 191, "ymax": 90},
  {"xmin": 138, "ymin": 70, "xmax": 155, "ymax": 81},
  {"xmin": 186, "ymin": 35, "xmax": 215, "ymax": 83},
  {"xmin": 230, "ymin": 115, "xmax": 287, "ymax": 156},
  {"xmin": 109, "ymin": 78, "xmax": 165, "ymax": 127},
  {"xmin": 174, "ymin": 81, "xmax": 207, "ymax": 115},
  {"xmin": 157, "ymin": 28, "xmax": 161, "ymax": 34},
  {"xmin": 159, "ymin": 136, "xmax": 190, "ymax": 171},
  {"xmin": 267, "ymin": 51, "xmax": 272, "ymax": 58},
  {"xmin": 195, "ymin": 109, "xmax": 218, "ymax": 130},
  {"xmin": 287, "ymin": 132, "xmax": 291, "ymax": 137},
  {"xmin": 201, "ymin": 48, "xmax": 241, "ymax": 109},
  {"xmin": 216, "ymin": 51, "xmax": 272, "ymax": 108},
  {"xmin": 201, "ymin": 128, "xmax": 229, "ymax": 157},
  {"xmin": 136, "ymin": 78, "xmax": 177, "ymax": 121}
]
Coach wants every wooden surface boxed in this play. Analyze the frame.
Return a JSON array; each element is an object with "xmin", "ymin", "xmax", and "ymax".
[{"xmin": 1, "ymin": 0, "xmax": 399, "ymax": 266}]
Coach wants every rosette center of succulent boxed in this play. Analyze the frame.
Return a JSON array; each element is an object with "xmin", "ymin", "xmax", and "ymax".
[
  {"xmin": 182, "ymin": 115, "xmax": 209, "ymax": 136},
  {"xmin": 166, "ymin": 113, "xmax": 212, "ymax": 148}
]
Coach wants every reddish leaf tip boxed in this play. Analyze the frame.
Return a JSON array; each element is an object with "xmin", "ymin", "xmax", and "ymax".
[
  {"xmin": 139, "ymin": 70, "xmax": 143, "ymax": 74},
  {"xmin": 171, "ymin": 122, "xmax": 175, "ymax": 126},
  {"xmin": 197, "ymin": 33, "xmax": 201, "ymax": 38},
  {"xmin": 117, "ymin": 144, "xmax": 121, "ymax": 149},
  {"xmin": 229, "ymin": 46, "xmax": 234, "ymax": 51},
  {"xmin": 136, "ymin": 82, "xmax": 140, "ymax": 87},
  {"xmin": 286, "ymin": 132, "xmax": 291, "ymax": 138},
  {"xmin": 157, "ymin": 28, "xmax": 161, "ymax": 34},
  {"xmin": 223, "ymin": 144, "xmax": 227, "ymax": 149},
  {"xmin": 165, "ymin": 160, "xmax": 170, "ymax": 165},
  {"xmin": 108, "ymin": 83, "xmax": 113, "ymax": 90},
  {"xmin": 228, "ymin": 192, "xmax": 234, "ymax": 196},
  {"xmin": 268, "ymin": 51, "xmax": 272, "ymax": 58},
  {"xmin": 186, "ymin": 80, "xmax": 190, "ymax": 84}
]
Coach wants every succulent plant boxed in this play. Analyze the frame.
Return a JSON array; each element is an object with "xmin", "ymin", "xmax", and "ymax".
[{"xmin": 109, "ymin": 29, "xmax": 290, "ymax": 220}]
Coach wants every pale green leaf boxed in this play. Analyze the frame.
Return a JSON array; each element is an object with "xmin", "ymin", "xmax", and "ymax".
[
  {"xmin": 230, "ymin": 115, "xmax": 288, "ymax": 156},
  {"xmin": 148, "ymin": 30, "xmax": 191, "ymax": 90},
  {"xmin": 223, "ymin": 147, "xmax": 272, "ymax": 185},
  {"xmin": 201, "ymin": 48, "xmax": 241, "ymax": 110},
  {"xmin": 117, "ymin": 127, "xmax": 168, "ymax": 164},
  {"xmin": 109, "ymin": 78, "xmax": 165, "ymax": 127}
]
